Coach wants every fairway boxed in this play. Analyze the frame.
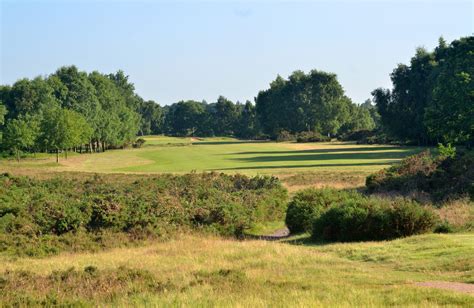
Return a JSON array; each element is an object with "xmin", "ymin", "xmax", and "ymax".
[{"xmin": 1, "ymin": 136, "xmax": 425, "ymax": 177}]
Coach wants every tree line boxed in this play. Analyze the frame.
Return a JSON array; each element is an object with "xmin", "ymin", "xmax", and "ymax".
[
  {"xmin": 0, "ymin": 67, "xmax": 141, "ymax": 161},
  {"xmin": 0, "ymin": 66, "xmax": 376, "ymax": 160},
  {"xmin": 372, "ymin": 36, "xmax": 473, "ymax": 146},
  {"xmin": 0, "ymin": 36, "xmax": 471, "ymax": 160}
]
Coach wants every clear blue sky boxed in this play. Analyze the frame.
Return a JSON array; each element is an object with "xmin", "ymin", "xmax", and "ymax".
[{"xmin": 1, "ymin": 0, "xmax": 472, "ymax": 105}]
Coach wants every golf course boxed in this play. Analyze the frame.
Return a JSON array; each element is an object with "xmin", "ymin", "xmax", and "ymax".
[
  {"xmin": 1, "ymin": 3, "xmax": 472, "ymax": 305},
  {"xmin": 0, "ymin": 136, "xmax": 425, "ymax": 188}
]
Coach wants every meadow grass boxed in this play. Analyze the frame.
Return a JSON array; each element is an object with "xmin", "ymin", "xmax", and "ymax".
[{"xmin": 1, "ymin": 233, "xmax": 473, "ymax": 306}]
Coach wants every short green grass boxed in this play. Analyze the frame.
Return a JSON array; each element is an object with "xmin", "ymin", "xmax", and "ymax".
[
  {"xmin": 1, "ymin": 233, "xmax": 472, "ymax": 306},
  {"xmin": 0, "ymin": 136, "xmax": 425, "ymax": 176}
]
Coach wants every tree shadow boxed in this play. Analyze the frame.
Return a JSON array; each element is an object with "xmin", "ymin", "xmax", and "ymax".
[
  {"xmin": 193, "ymin": 140, "xmax": 269, "ymax": 145},
  {"xmin": 228, "ymin": 146, "xmax": 421, "ymax": 156},
  {"xmin": 228, "ymin": 150, "xmax": 420, "ymax": 164},
  {"xmin": 210, "ymin": 161, "xmax": 399, "ymax": 171}
]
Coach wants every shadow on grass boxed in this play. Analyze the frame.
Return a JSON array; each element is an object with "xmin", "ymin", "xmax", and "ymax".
[
  {"xmin": 228, "ymin": 146, "xmax": 411, "ymax": 156},
  {"xmin": 210, "ymin": 161, "xmax": 399, "ymax": 171},
  {"xmin": 193, "ymin": 140, "xmax": 269, "ymax": 145},
  {"xmin": 231, "ymin": 152, "xmax": 415, "ymax": 163},
  {"xmin": 279, "ymin": 234, "xmax": 332, "ymax": 247}
]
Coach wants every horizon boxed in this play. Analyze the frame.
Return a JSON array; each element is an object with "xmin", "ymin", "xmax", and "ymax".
[{"xmin": 1, "ymin": 0, "xmax": 472, "ymax": 105}]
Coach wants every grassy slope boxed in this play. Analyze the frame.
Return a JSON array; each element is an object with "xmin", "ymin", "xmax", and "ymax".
[{"xmin": 1, "ymin": 233, "xmax": 473, "ymax": 306}]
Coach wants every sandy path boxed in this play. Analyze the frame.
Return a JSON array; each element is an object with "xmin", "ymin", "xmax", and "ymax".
[{"xmin": 416, "ymin": 281, "xmax": 474, "ymax": 295}]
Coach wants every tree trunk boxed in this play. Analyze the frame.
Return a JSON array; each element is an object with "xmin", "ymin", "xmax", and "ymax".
[{"xmin": 56, "ymin": 149, "xmax": 59, "ymax": 163}]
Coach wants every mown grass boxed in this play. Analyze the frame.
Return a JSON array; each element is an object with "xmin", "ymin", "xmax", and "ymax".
[
  {"xmin": 0, "ymin": 136, "xmax": 425, "ymax": 190},
  {"xmin": 1, "ymin": 233, "xmax": 472, "ymax": 306}
]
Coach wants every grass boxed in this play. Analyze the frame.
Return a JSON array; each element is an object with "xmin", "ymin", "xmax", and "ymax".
[
  {"xmin": 0, "ymin": 136, "xmax": 425, "ymax": 189},
  {"xmin": 1, "ymin": 233, "xmax": 473, "ymax": 306}
]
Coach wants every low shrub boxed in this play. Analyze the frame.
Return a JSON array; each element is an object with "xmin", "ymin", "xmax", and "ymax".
[
  {"xmin": 276, "ymin": 130, "xmax": 296, "ymax": 142},
  {"xmin": 312, "ymin": 197, "xmax": 437, "ymax": 242},
  {"xmin": 285, "ymin": 188, "xmax": 362, "ymax": 233},
  {"xmin": 0, "ymin": 172, "xmax": 288, "ymax": 255},
  {"xmin": 133, "ymin": 138, "xmax": 146, "ymax": 148},
  {"xmin": 296, "ymin": 131, "xmax": 330, "ymax": 143},
  {"xmin": 433, "ymin": 221, "xmax": 454, "ymax": 233},
  {"xmin": 338, "ymin": 130, "xmax": 392, "ymax": 145},
  {"xmin": 366, "ymin": 150, "xmax": 474, "ymax": 201}
]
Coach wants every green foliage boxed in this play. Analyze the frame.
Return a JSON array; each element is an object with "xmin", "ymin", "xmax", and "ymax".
[
  {"xmin": 424, "ymin": 37, "xmax": 473, "ymax": 145},
  {"xmin": 3, "ymin": 116, "xmax": 39, "ymax": 161},
  {"xmin": 312, "ymin": 197, "xmax": 437, "ymax": 242},
  {"xmin": 0, "ymin": 66, "xmax": 142, "ymax": 157},
  {"xmin": 285, "ymin": 188, "xmax": 362, "ymax": 233},
  {"xmin": 38, "ymin": 107, "xmax": 92, "ymax": 161},
  {"xmin": 255, "ymin": 70, "xmax": 354, "ymax": 138},
  {"xmin": 373, "ymin": 36, "xmax": 473, "ymax": 146},
  {"xmin": 165, "ymin": 100, "xmax": 206, "ymax": 136},
  {"xmin": 296, "ymin": 131, "xmax": 331, "ymax": 143},
  {"xmin": 438, "ymin": 143, "xmax": 456, "ymax": 159},
  {"xmin": 0, "ymin": 172, "xmax": 288, "ymax": 255}
]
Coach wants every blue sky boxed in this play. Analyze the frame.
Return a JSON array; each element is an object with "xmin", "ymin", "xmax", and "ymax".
[{"xmin": 1, "ymin": 0, "xmax": 472, "ymax": 105}]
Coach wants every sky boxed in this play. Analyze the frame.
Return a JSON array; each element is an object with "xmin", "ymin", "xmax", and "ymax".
[{"xmin": 1, "ymin": 0, "xmax": 472, "ymax": 105}]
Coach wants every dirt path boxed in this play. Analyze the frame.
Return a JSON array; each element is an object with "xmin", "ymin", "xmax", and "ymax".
[
  {"xmin": 253, "ymin": 227, "xmax": 290, "ymax": 241},
  {"xmin": 416, "ymin": 281, "xmax": 474, "ymax": 295}
]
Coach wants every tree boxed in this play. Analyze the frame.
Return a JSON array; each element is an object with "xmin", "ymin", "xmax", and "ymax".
[
  {"xmin": 235, "ymin": 101, "xmax": 259, "ymax": 139},
  {"xmin": 39, "ymin": 108, "xmax": 92, "ymax": 162},
  {"xmin": 166, "ymin": 101, "xmax": 205, "ymax": 136},
  {"xmin": 3, "ymin": 116, "xmax": 39, "ymax": 161},
  {"xmin": 0, "ymin": 102, "xmax": 6, "ymax": 142},
  {"xmin": 209, "ymin": 96, "xmax": 239, "ymax": 136},
  {"xmin": 360, "ymin": 99, "xmax": 381, "ymax": 128},
  {"xmin": 138, "ymin": 100, "xmax": 163, "ymax": 135},
  {"xmin": 424, "ymin": 36, "xmax": 474, "ymax": 145},
  {"xmin": 373, "ymin": 36, "xmax": 473, "ymax": 146},
  {"xmin": 256, "ymin": 70, "xmax": 353, "ymax": 138},
  {"xmin": 340, "ymin": 103, "xmax": 375, "ymax": 133}
]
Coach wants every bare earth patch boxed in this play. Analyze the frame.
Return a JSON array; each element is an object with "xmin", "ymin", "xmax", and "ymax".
[{"xmin": 416, "ymin": 281, "xmax": 474, "ymax": 295}]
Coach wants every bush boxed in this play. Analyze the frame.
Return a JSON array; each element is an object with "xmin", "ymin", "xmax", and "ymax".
[
  {"xmin": 312, "ymin": 197, "xmax": 437, "ymax": 242},
  {"xmin": 276, "ymin": 130, "xmax": 295, "ymax": 142},
  {"xmin": 433, "ymin": 221, "xmax": 454, "ymax": 233},
  {"xmin": 338, "ymin": 130, "xmax": 374, "ymax": 142},
  {"xmin": 285, "ymin": 188, "xmax": 362, "ymax": 233},
  {"xmin": 366, "ymin": 150, "xmax": 474, "ymax": 201},
  {"xmin": 296, "ymin": 131, "xmax": 330, "ymax": 143},
  {"xmin": 0, "ymin": 172, "xmax": 288, "ymax": 255},
  {"xmin": 133, "ymin": 138, "xmax": 146, "ymax": 148}
]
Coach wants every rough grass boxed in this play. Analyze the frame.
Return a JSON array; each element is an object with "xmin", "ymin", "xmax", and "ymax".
[
  {"xmin": 0, "ymin": 136, "xmax": 425, "ymax": 190},
  {"xmin": 1, "ymin": 233, "xmax": 473, "ymax": 306}
]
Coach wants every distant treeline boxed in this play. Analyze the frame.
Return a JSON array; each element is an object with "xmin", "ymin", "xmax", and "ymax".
[{"xmin": 0, "ymin": 36, "xmax": 471, "ymax": 159}]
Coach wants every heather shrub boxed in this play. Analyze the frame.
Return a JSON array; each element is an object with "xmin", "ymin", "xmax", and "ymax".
[
  {"xmin": 366, "ymin": 150, "xmax": 474, "ymax": 201},
  {"xmin": 0, "ymin": 172, "xmax": 288, "ymax": 255}
]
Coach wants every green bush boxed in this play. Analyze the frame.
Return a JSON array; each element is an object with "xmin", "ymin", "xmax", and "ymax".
[
  {"xmin": 0, "ymin": 172, "xmax": 288, "ymax": 255},
  {"xmin": 312, "ymin": 197, "xmax": 437, "ymax": 242},
  {"xmin": 296, "ymin": 131, "xmax": 330, "ymax": 143},
  {"xmin": 285, "ymin": 188, "xmax": 362, "ymax": 233}
]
